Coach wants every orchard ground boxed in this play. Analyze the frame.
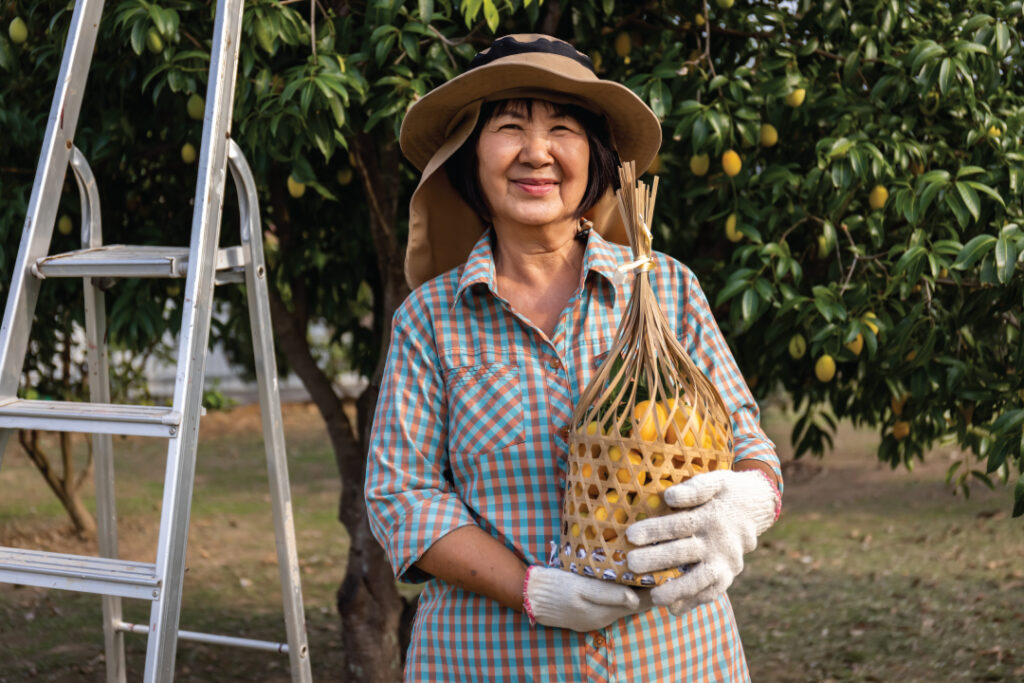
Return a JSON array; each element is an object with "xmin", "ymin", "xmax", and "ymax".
[{"xmin": 0, "ymin": 402, "xmax": 1021, "ymax": 682}]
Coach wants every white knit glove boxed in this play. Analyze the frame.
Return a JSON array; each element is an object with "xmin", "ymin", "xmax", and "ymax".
[
  {"xmin": 523, "ymin": 566, "xmax": 651, "ymax": 632},
  {"xmin": 625, "ymin": 470, "xmax": 779, "ymax": 615}
]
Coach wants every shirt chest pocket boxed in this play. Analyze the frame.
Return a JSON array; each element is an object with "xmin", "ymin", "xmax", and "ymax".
[{"xmin": 446, "ymin": 363, "xmax": 526, "ymax": 454}]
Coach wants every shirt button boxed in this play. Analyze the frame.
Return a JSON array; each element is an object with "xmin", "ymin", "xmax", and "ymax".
[
  {"xmin": 548, "ymin": 358, "xmax": 561, "ymax": 371},
  {"xmin": 593, "ymin": 635, "xmax": 606, "ymax": 647},
  {"xmin": 557, "ymin": 425, "xmax": 570, "ymax": 441}
]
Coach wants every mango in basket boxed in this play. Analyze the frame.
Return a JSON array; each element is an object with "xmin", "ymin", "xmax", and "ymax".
[
  {"xmin": 632, "ymin": 400, "xmax": 669, "ymax": 441},
  {"xmin": 663, "ymin": 398, "xmax": 727, "ymax": 449},
  {"xmin": 577, "ymin": 422, "xmax": 605, "ymax": 457}
]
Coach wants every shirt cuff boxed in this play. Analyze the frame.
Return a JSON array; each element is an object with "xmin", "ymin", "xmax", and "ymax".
[{"xmin": 386, "ymin": 494, "xmax": 478, "ymax": 584}]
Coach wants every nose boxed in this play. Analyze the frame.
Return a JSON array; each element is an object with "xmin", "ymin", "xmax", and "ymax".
[{"xmin": 518, "ymin": 130, "xmax": 554, "ymax": 167}]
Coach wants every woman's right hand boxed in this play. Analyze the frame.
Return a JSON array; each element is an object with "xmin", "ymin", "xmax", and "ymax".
[{"xmin": 524, "ymin": 566, "xmax": 651, "ymax": 632}]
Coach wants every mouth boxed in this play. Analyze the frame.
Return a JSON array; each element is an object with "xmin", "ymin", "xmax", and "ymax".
[{"xmin": 512, "ymin": 178, "xmax": 559, "ymax": 196}]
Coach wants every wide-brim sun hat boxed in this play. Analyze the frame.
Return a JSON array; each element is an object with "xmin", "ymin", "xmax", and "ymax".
[{"xmin": 400, "ymin": 33, "xmax": 663, "ymax": 289}]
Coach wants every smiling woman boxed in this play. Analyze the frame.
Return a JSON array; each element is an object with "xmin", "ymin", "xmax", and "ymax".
[
  {"xmin": 363, "ymin": 33, "xmax": 782, "ymax": 682},
  {"xmin": 445, "ymin": 99, "xmax": 618, "ymax": 233}
]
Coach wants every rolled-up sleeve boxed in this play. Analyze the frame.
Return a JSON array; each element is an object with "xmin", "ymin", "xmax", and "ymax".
[
  {"xmin": 364, "ymin": 299, "xmax": 477, "ymax": 583},
  {"xmin": 678, "ymin": 267, "xmax": 783, "ymax": 492}
]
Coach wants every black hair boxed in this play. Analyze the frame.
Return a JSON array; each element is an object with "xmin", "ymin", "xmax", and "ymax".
[{"xmin": 445, "ymin": 98, "xmax": 619, "ymax": 224}]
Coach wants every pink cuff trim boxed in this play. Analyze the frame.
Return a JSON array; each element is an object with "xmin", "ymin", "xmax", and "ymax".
[
  {"xmin": 754, "ymin": 470, "xmax": 782, "ymax": 522},
  {"xmin": 522, "ymin": 566, "xmax": 537, "ymax": 626}
]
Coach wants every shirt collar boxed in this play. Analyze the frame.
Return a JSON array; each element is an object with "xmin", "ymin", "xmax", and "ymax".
[{"xmin": 452, "ymin": 228, "xmax": 629, "ymax": 310}]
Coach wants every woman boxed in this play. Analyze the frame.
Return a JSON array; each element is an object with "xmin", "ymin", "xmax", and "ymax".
[{"xmin": 365, "ymin": 34, "xmax": 783, "ymax": 681}]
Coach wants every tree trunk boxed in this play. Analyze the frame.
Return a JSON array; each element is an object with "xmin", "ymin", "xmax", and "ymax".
[
  {"xmin": 332, "ymin": 134, "xmax": 413, "ymax": 682},
  {"xmin": 17, "ymin": 430, "xmax": 96, "ymax": 537},
  {"xmin": 267, "ymin": 144, "xmax": 412, "ymax": 681}
]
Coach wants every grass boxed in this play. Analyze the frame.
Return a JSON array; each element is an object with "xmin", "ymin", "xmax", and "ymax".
[
  {"xmin": 735, "ymin": 408, "xmax": 1024, "ymax": 682},
  {"xmin": 1, "ymin": 402, "xmax": 1022, "ymax": 681}
]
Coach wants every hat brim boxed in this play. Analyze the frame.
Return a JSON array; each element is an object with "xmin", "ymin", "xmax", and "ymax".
[{"xmin": 400, "ymin": 57, "xmax": 662, "ymax": 174}]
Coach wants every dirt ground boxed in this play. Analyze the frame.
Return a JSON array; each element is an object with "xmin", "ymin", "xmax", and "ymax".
[{"xmin": 1, "ymin": 402, "xmax": 1022, "ymax": 682}]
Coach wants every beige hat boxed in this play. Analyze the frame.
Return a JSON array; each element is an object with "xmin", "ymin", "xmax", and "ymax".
[{"xmin": 399, "ymin": 34, "xmax": 663, "ymax": 289}]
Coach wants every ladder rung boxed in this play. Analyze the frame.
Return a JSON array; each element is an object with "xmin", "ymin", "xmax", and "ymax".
[
  {"xmin": 33, "ymin": 245, "xmax": 245, "ymax": 279},
  {"xmin": 0, "ymin": 398, "xmax": 181, "ymax": 437},
  {"xmin": 115, "ymin": 621, "xmax": 291, "ymax": 654},
  {"xmin": 0, "ymin": 547, "xmax": 160, "ymax": 600}
]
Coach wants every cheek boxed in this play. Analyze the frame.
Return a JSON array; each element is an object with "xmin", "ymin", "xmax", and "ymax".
[
  {"xmin": 476, "ymin": 160, "xmax": 504, "ymax": 208},
  {"xmin": 563, "ymin": 145, "xmax": 591, "ymax": 192}
]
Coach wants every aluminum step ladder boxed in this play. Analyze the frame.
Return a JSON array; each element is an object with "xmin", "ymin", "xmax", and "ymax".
[{"xmin": 0, "ymin": 1, "xmax": 312, "ymax": 681}]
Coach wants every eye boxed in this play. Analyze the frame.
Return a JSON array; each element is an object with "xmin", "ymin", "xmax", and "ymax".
[{"xmin": 551, "ymin": 122, "xmax": 583, "ymax": 135}]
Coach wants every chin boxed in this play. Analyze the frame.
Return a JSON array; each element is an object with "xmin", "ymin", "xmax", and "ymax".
[{"xmin": 505, "ymin": 210, "xmax": 576, "ymax": 229}]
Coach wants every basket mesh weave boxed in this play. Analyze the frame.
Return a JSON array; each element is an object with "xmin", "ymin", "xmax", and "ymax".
[{"xmin": 558, "ymin": 162, "xmax": 735, "ymax": 586}]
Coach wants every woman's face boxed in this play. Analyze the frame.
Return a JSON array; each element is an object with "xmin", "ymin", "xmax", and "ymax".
[{"xmin": 475, "ymin": 101, "xmax": 590, "ymax": 233}]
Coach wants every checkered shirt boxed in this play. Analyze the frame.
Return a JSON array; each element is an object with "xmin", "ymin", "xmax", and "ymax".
[{"xmin": 365, "ymin": 229, "xmax": 781, "ymax": 682}]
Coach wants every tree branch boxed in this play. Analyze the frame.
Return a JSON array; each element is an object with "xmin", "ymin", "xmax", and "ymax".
[{"xmin": 701, "ymin": 0, "xmax": 716, "ymax": 78}]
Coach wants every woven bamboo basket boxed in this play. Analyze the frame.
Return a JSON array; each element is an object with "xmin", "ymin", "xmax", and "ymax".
[{"xmin": 558, "ymin": 162, "xmax": 735, "ymax": 586}]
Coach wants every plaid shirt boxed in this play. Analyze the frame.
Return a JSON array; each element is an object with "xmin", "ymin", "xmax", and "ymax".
[{"xmin": 366, "ymin": 230, "xmax": 781, "ymax": 682}]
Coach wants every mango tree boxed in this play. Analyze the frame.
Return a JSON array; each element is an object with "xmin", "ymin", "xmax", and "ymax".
[{"xmin": 3, "ymin": 0, "xmax": 1022, "ymax": 680}]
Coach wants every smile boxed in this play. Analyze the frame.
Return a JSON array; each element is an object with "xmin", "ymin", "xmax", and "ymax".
[{"xmin": 512, "ymin": 178, "xmax": 559, "ymax": 196}]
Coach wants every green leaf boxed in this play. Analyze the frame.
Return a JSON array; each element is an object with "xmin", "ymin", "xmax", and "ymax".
[
  {"xmin": 994, "ymin": 235, "xmax": 1017, "ymax": 284},
  {"xmin": 951, "ymin": 234, "xmax": 996, "ymax": 269},
  {"xmin": 741, "ymin": 288, "xmax": 760, "ymax": 323},
  {"xmin": 0, "ymin": 35, "xmax": 13, "ymax": 71},
  {"xmin": 369, "ymin": 25, "xmax": 397, "ymax": 43},
  {"xmin": 753, "ymin": 277, "xmax": 773, "ymax": 302},
  {"xmin": 482, "ymin": 0, "xmax": 499, "ymax": 33},
  {"xmin": 1014, "ymin": 479, "xmax": 1024, "ymax": 518},
  {"xmin": 828, "ymin": 137, "xmax": 855, "ymax": 159},
  {"xmin": 418, "ymin": 0, "xmax": 434, "ymax": 20},
  {"xmin": 963, "ymin": 181, "xmax": 1005, "ymax": 207},
  {"xmin": 692, "ymin": 115, "xmax": 709, "ymax": 151},
  {"xmin": 715, "ymin": 277, "xmax": 749, "ymax": 306},
  {"xmin": 995, "ymin": 22, "xmax": 1010, "ymax": 57},
  {"xmin": 708, "ymin": 75, "xmax": 729, "ymax": 91},
  {"xmin": 649, "ymin": 80, "xmax": 670, "ymax": 119},
  {"xmin": 955, "ymin": 166, "xmax": 986, "ymax": 179},
  {"xmin": 938, "ymin": 58, "xmax": 953, "ymax": 94},
  {"xmin": 910, "ymin": 41, "xmax": 945, "ymax": 72},
  {"xmin": 945, "ymin": 191, "xmax": 971, "ymax": 230},
  {"xmin": 798, "ymin": 38, "xmax": 820, "ymax": 56},
  {"xmin": 919, "ymin": 169, "xmax": 951, "ymax": 185},
  {"xmin": 894, "ymin": 245, "xmax": 927, "ymax": 278},
  {"xmin": 130, "ymin": 20, "xmax": 147, "ymax": 55},
  {"xmin": 963, "ymin": 14, "xmax": 994, "ymax": 32},
  {"xmin": 678, "ymin": 100, "xmax": 703, "ymax": 115},
  {"xmin": 954, "ymin": 181, "xmax": 980, "ymax": 222}
]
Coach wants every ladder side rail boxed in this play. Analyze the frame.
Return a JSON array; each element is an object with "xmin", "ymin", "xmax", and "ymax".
[
  {"xmin": 0, "ymin": 0, "xmax": 107, "ymax": 462},
  {"xmin": 228, "ymin": 142, "xmax": 312, "ymax": 682},
  {"xmin": 144, "ymin": 1, "xmax": 247, "ymax": 679},
  {"xmin": 70, "ymin": 147, "xmax": 127, "ymax": 683}
]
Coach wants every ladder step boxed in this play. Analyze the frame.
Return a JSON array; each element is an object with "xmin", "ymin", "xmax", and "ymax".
[
  {"xmin": 0, "ymin": 398, "xmax": 182, "ymax": 438},
  {"xmin": 33, "ymin": 245, "xmax": 245, "ymax": 279},
  {"xmin": 0, "ymin": 547, "xmax": 160, "ymax": 600}
]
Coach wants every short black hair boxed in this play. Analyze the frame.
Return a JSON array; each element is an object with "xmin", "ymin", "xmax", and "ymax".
[{"xmin": 445, "ymin": 98, "xmax": 619, "ymax": 224}]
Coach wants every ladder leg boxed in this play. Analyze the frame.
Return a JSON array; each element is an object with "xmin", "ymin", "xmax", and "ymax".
[
  {"xmin": 229, "ymin": 142, "xmax": 312, "ymax": 682},
  {"xmin": 0, "ymin": 0, "xmax": 105, "ymax": 400},
  {"xmin": 143, "ymin": 1, "xmax": 246, "ymax": 680},
  {"xmin": 70, "ymin": 147, "xmax": 126, "ymax": 683}
]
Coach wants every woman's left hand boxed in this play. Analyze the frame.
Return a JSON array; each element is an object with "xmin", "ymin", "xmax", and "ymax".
[{"xmin": 625, "ymin": 470, "xmax": 779, "ymax": 615}]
